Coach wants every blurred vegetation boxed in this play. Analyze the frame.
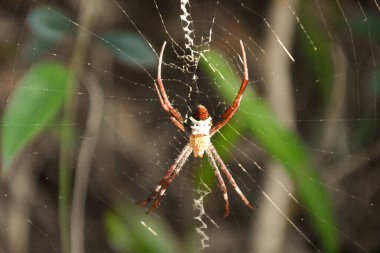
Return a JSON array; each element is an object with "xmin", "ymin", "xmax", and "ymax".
[
  {"xmin": 2, "ymin": 62, "xmax": 70, "ymax": 171},
  {"xmin": 200, "ymin": 49, "xmax": 337, "ymax": 253},
  {"xmin": 104, "ymin": 202, "xmax": 180, "ymax": 253},
  {"xmin": 1, "ymin": 1, "xmax": 379, "ymax": 253}
]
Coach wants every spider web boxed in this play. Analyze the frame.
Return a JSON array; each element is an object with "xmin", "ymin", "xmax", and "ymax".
[{"xmin": 0, "ymin": 0, "xmax": 379, "ymax": 252}]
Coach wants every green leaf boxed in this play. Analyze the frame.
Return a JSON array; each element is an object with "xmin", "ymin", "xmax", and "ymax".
[
  {"xmin": 2, "ymin": 61, "xmax": 70, "ymax": 173},
  {"xmin": 104, "ymin": 202, "xmax": 179, "ymax": 253},
  {"xmin": 102, "ymin": 31, "xmax": 157, "ymax": 68},
  {"xmin": 352, "ymin": 13, "xmax": 380, "ymax": 39},
  {"xmin": 297, "ymin": 1, "xmax": 334, "ymax": 103},
  {"xmin": 200, "ymin": 49, "xmax": 338, "ymax": 253},
  {"xmin": 27, "ymin": 6, "xmax": 73, "ymax": 42}
]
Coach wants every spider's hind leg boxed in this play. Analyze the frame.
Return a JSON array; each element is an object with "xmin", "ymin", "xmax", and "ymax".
[
  {"xmin": 139, "ymin": 145, "xmax": 192, "ymax": 213},
  {"xmin": 209, "ymin": 144, "xmax": 253, "ymax": 210},
  {"xmin": 206, "ymin": 148, "xmax": 230, "ymax": 218}
]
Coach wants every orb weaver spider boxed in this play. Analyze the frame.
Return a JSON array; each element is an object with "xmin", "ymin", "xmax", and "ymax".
[{"xmin": 142, "ymin": 40, "xmax": 252, "ymax": 217}]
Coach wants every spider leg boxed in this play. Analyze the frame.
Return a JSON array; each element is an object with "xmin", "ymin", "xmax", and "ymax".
[
  {"xmin": 148, "ymin": 146, "xmax": 192, "ymax": 213},
  {"xmin": 206, "ymin": 149, "xmax": 230, "ymax": 218},
  {"xmin": 210, "ymin": 40, "xmax": 248, "ymax": 136},
  {"xmin": 141, "ymin": 145, "xmax": 191, "ymax": 206},
  {"xmin": 170, "ymin": 116, "xmax": 186, "ymax": 132},
  {"xmin": 141, "ymin": 145, "xmax": 192, "ymax": 213},
  {"xmin": 155, "ymin": 42, "xmax": 185, "ymax": 131},
  {"xmin": 209, "ymin": 144, "xmax": 253, "ymax": 210},
  {"xmin": 154, "ymin": 82, "xmax": 185, "ymax": 131}
]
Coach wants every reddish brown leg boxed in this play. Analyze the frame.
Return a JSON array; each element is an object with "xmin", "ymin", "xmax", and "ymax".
[
  {"xmin": 211, "ymin": 40, "xmax": 248, "ymax": 136},
  {"xmin": 142, "ymin": 145, "xmax": 190, "ymax": 205},
  {"xmin": 206, "ymin": 149, "xmax": 230, "ymax": 218},
  {"xmin": 147, "ymin": 146, "xmax": 192, "ymax": 213},
  {"xmin": 141, "ymin": 165, "xmax": 176, "ymax": 206},
  {"xmin": 142, "ymin": 145, "xmax": 192, "ymax": 212},
  {"xmin": 155, "ymin": 42, "xmax": 185, "ymax": 131},
  {"xmin": 209, "ymin": 144, "xmax": 253, "ymax": 210}
]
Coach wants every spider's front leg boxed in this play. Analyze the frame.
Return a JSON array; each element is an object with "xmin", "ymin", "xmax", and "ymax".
[
  {"xmin": 210, "ymin": 40, "xmax": 248, "ymax": 136},
  {"xmin": 154, "ymin": 41, "xmax": 185, "ymax": 132}
]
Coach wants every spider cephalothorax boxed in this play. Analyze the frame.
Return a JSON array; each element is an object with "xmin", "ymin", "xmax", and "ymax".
[
  {"xmin": 192, "ymin": 104, "xmax": 209, "ymax": 121},
  {"xmin": 141, "ymin": 40, "xmax": 252, "ymax": 217}
]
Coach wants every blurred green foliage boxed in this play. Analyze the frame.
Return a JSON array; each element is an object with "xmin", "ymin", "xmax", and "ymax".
[
  {"xmin": 27, "ymin": 6, "xmax": 73, "ymax": 42},
  {"xmin": 104, "ymin": 203, "xmax": 180, "ymax": 253},
  {"xmin": 24, "ymin": 6, "xmax": 73, "ymax": 61},
  {"xmin": 199, "ymin": 48, "xmax": 338, "ymax": 253},
  {"xmin": 1, "ymin": 61, "xmax": 70, "ymax": 173},
  {"xmin": 352, "ymin": 13, "xmax": 380, "ymax": 39},
  {"xmin": 297, "ymin": 1, "xmax": 334, "ymax": 105},
  {"xmin": 3, "ymin": 5, "xmax": 157, "ymax": 173},
  {"xmin": 2, "ymin": 2, "xmax": 365, "ymax": 252},
  {"xmin": 23, "ymin": 6, "xmax": 157, "ymax": 69},
  {"xmin": 103, "ymin": 31, "xmax": 157, "ymax": 68}
]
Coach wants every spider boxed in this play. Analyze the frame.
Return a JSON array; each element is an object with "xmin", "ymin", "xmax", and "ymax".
[{"xmin": 141, "ymin": 40, "xmax": 252, "ymax": 217}]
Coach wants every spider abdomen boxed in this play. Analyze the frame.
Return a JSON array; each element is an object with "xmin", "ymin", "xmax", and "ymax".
[{"xmin": 189, "ymin": 134, "xmax": 211, "ymax": 158}]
